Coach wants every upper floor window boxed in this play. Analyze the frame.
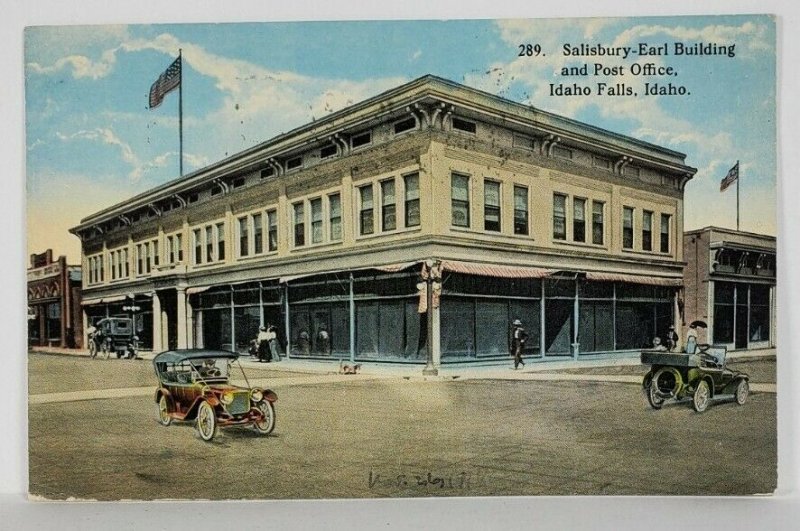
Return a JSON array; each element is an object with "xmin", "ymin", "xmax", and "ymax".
[
  {"xmin": 267, "ymin": 209, "xmax": 278, "ymax": 252},
  {"xmin": 260, "ymin": 167, "xmax": 275, "ymax": 179},
  {"xmin": 253, "ymin": 213, "xmax": 263, "ymax": 254},
  {"xmin": 351, "ymin": 131, "xmax": 372, "ymax": 149},
  {"xmin": 452, "ymin": 117, "xmax": 476, "ymax": 134},
  {"xmin": 286, "ymin": 156, "xmax": 302, "ymax": 171},
  {"xmin": 381, "ymin": 179, "xmax": 397, "ymax": 232},
  {"xmin": 216, "ymin": 223, "xmax": 226, "ymax": 261},
  {"xmin": 205, "ymin": 226, "xmax": 214, "ymax": 263},
  {"xmin": 359, "ymin": 185, "xmax": 374, "ymax": 236},
  {"xmin": 404, "ymin": 173, "xmax": 420, "ymax": 228},
  {"xmin": 484, "ymin": 180, "xmax": 501, "ymax": 232},
  {"xmin": 592, "ymin": 201, "xmax": 604, "ymax": 245},
  {"xmin": 660, "ymin": 214, "xmax": 671, "ymax": 253},
  {"xmin": 642, "ymin": 211, "xmax": 653, "ymax": 251},
  {"xmin": 293, "ymin": 202, "xmax": 306, "ymax": 246},
  {"xmin": 623, "ymin": 207, "xmax": 634, "ymax": 249},
  {"xmin": 573, "ymin": 198, "xmax": 586, "ymax": 242},
  {"xmin": 553, "ymin": 194, "xmax": 567, "ymax": 240},
  {"xmin": 393, "ymin": 117, "xmax": 416, "ymax": 135},
  {"xmin": 193, "ymin": 229, "xmax": 202, "ymax": 265},
  {"xmin": 320, "ymin": 144, "xmax": 338, "ymax": 159},
  {"xmin": 232, "ymin": 177, "xmax": 246, "ymax": 189},
  {"xmin": 451, "ymin": 173, "xmax": 470, "ymax": 228},
  {"xmin": 513, "ymin": 185, "xmax": 528, "ymax": 235},
  {"xmin": 329, "ymin": 194, "xmax": 342, "ymax": 241},
  {"xmin": 593, "ymin": 156, "xmax": 611, "ymax": 170},
  {"xmin": 150, "ymin": 240, "xmax": 159, "ymax": 268},
  {"xmin": 310, "ymin": 198, "xmax": 323, "ymax": 244},
  {"xmin": 238, "ymin": 217, "xmax": 249, "ymax": 257}
]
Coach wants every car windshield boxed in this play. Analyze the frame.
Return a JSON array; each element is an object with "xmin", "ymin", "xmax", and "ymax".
[{"xmin": 159, "ymin": 358, "xmax": 232, "ymax": 384}]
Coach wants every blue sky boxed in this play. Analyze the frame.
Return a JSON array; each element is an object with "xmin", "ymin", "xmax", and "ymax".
[{"xmin": 25, "ymin": 15, "xmax": 776, "ymax": 262}]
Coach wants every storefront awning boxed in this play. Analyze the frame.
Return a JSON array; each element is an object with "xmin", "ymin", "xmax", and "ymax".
[
  {"xmin": 585, "ymin": 271, "xmax": 683, "ymax": 287},
  {"xmin": 80, "ymin": 294, "xmax": 128, "ymax": 306},
  {"xmin": 440, "ymin": 260, "xmax": 553, "ymax": 279},
  {"xmin": 279, "ymin": 262, "xmax": 420, "ymax": 283},
  {"xmin": 186, "ymin": 286, "xmax": 212, "ymax": 295}
]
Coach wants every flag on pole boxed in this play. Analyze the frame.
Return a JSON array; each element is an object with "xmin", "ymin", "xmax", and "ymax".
[
  {"xmin": 719, "ymin": 161, "xmax": 739, "ymax": 192},
  {"xmin": 148, "ymin": 56, "xmax": 181, "ymax": 109}
]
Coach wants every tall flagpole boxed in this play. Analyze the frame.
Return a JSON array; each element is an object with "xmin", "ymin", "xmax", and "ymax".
[
  {"xmin": 736, "ymin": 159, "xmax": 740, "ymax": 231},
  {"xmin": 178, "ymin": 49, "xmax": 183, "ymax": 177}
]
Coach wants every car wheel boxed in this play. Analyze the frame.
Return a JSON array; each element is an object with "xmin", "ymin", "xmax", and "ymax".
[
  {"xmin": 253, "ymin": 400, "xmax": 276, "ymax": 435},
  {"xmin": 693, "ymin": 380, "xmax": 711, "ymax": 413},
  {"xmin": 647, "ymin": 381, "xmax": 665, "ymax": 410},
  {"xmin": 735, "ymin": 379, "xmax": 749, "ymax": 405},
  {"xmin": 196, "ymin": 400, "xmax": 217, "ymax": 441},
  {"xmin": 157, "ymin": 395, "xmax": 172, "ymax": 426}
]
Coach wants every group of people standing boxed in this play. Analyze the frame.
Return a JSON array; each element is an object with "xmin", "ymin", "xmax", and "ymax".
[{"xmin": 253, "ymin": 324, "xmax": 280, "ymax": 363}]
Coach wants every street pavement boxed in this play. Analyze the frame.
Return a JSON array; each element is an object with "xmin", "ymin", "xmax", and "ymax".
[{"xmin": 27, "ymin": 350, "xmax": 777, "ymax": 499}]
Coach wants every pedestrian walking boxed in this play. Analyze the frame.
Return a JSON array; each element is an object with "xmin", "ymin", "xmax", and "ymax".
[
  {"xmin": 256, "ymin": 326, "xmax": 271, "ymax": 362},
  {"xmin": 510, "ymin": 318, "xmax": 528, "ymax": 370}
]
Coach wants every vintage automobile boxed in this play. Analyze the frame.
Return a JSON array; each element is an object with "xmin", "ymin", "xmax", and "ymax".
[
  {"xmin": 152, "ymin": 349, "xmax": 277, "ymax": 441},
  {"xmin": 92, "ymin": 317, "xmax": 139, "ymax": 359},
  {"xmin": 642, "ymin": 345, "xmax": 749, "ymax": 413}
]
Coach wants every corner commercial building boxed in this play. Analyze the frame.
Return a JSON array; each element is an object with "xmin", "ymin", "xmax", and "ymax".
[
  {"xmin": 27, "ymin": 249, "xmax": 83, "ymax": 348},
  {"xmin": 683, "ymin": 227, "xmax": 776, "ymax": 350},
  {"xmin": 70, "ymin": 75, "xmax": 696, "ymax": 366}
]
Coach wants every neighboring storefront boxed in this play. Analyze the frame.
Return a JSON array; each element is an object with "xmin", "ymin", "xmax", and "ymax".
[
  {"xmin": 72, "ymin": 75, "xmax": 695, "ymax": 365},
  {"xmin": 27, "ymin": 249, "xmax": 83, "ymax": 348},
  {"xmin": 683, "ymin": 227, "xmax": 776, "ymax": 350}
]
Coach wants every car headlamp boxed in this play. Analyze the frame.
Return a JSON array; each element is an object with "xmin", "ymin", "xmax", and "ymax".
[
  {"xmin": 250, "ymin": 389, "xmax": 263, "ymax": 403},
  {"xmin": 221, "ymin": 391, "xmax": 234, "ymax": 405}
]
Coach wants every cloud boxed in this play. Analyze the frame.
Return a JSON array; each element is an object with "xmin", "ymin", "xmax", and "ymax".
[
  {"xmin": 27, "ymin": 47, "xmax": 120, "ymax": 79},
  {"xmin": 411, "ymin": 49, "xmax": 422, "ymax": 61},
  {"xmin": 56, "ymin": 127, "xmax": 138, "ymax": 167}
]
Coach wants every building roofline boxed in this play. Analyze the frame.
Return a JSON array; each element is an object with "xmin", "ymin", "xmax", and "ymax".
[
  {"xmin": 684, "ymin": 225, "xmax": 776, "ymax": 241},
  {"xmin": 72, "ymin": 74, "xmax": 695, "ymax": 233}
]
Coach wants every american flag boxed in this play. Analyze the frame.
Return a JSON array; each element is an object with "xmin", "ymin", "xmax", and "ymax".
[
  {"xmin": 148, "ymin": 56, "xmax": 181, "ymax": 109},
  {"xmin": 719, "ymin": 161, "xmax": 739, "ymax": 192}
]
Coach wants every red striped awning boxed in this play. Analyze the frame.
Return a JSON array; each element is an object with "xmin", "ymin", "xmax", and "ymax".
[
  {"xmin": 585, "ymin": 271, "xmax": 683, "ymax": 287},
  {"xmin": 440, "ymin": 260, "xmax": 553, "ymax": 279}
]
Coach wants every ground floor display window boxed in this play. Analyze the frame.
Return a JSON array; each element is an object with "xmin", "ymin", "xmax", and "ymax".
[{"xmin": 713, "ymin": 281, "xmax": 772, "ymax": 348}]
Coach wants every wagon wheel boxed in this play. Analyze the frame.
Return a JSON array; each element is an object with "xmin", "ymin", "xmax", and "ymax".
[
  {"xmin": 735, "ymin": 379, "xmax": 749, "ymax": 405},
  {"xmin": 692, "ymin": 380, "xmax": 711, "ymax": 413},
  {"xmin": 156, "ymin": 394, "xmax": 172, "ymax": 426},
  {"xmin": 88, "ymin": 339, "xmax": 97, "ymax": 359},
  {"xmin": 196, "ymin": 400, "xmax": 218, "ymax": 441},
  {"xmin": 646, "ymin": 380, "xmax": 665, "ymax": 410},
  {"xmin": 252, "ymin": 400, "xmax": 276, "ymax": 435}
]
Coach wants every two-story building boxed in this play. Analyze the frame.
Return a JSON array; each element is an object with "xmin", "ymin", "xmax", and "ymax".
[
  {"xmin": 70, "ymin": 75, "xmax": 696, "ymax": 365},
  {"xmin": 27, "ymin": 249, "xmax": 83, "ymax": 348},
  {"xmin": 683, "ymin": 227, "xmax": 776, "ymax": 351}
]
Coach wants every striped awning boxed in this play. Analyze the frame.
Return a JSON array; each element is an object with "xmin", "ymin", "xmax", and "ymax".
[
  {"xmin": 440, "ymin": 260, "xmax": 553, "ymax": 279},
  {"xmin": 585, "ymin": 271, "xmax": 683, "ymax": 287}
]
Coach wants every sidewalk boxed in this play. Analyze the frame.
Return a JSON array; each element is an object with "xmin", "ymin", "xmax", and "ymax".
[{"xmin": 29, "ymin": 345, "xmax": 776, "ymax": 388}]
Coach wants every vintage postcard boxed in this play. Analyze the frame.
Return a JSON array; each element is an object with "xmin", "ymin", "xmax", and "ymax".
[{"xmin": 25, "ymin": 14, "xmax": 777, "ymax": 500}]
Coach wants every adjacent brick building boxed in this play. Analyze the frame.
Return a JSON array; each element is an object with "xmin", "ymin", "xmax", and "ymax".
[{"xmin": 27, "ymin": 249, "xmax": 83, "ymax": 348}]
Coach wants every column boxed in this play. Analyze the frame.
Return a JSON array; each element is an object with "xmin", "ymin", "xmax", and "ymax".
[
  {"xmin": 186, "ymin": 295, "xmax": 194, "ymax": 349},
  {"xmin": 572, "ymin": 280, "xmax": 580, "ymax": 359},
  {"xmin": 82, "ymin": 309, "xmax": 89, "ymax": 351},
  {"xmin": 152, "ymin": 291, "xmax": 162, "ymax": 352},
  {"xmin": 673, "ymin": 290, "xmax": 682, "ymax": 345},
  {"xmin": 349, "ymin": 273, "xmax": 355, "ymax": 363},
  {"xmin": 177, "ymin": 286, "xmax": 187, "ymax": 349},
  {"xmin": 432, "ymin": 305, "xmax": 441, "ymax": 368}
]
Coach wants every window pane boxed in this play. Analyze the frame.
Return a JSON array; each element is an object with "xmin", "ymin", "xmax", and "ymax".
[
  {"xmin": 592, "ymin": 201, "xmax": 604, "ymax": 244},
  {"xmin": 514, "ymin": 186, "xmax": 528, "ymax": 235},
  {"xmin": 553, "ymin": 194, "xmax": 566, "ymax": 240},
  {"xmin": 573, "ymin": 198, "xmax": 586, "ymax": 242},
  {"xmin": 642, "ymin": 211, "xmax": 652, "ymax": 251},
  {"xmin": 360, "ymin": 185, "xmax": 374, "ymax": 235},
  {"xmin": 267, "ymin": 210, "xmax": 278, "ymax": 251},
  {"xmin": 404, "ymin": 174, "xmax": 420, "ymax": 228},
  {"xmin": 329, "ymin": 194, "xmax": 342, "ymax": 240},
  {"xmin": 381, "ymin": 180, "xmax": 396, "ymax": 231},
  {"xmin": 660, "ymin": 214, "xmax": 670, "ymax": 252},
  {"xmin": 217, "ymin": 223, "xmax": 225, "ymax": 261},
  {"xmin": 451, "ymin": 174, "xmax": 470, "ymax": 227},
  {"xmin": 475, "ymin": 300, "xmax": 509, "ymax": 356},
  {"xmin": 238, "ymin": 217, "xmax": 248, "ymax": 257},
  {"xmin": 253, "ymin": 214, "xmax": 263, "ymax": 254},
  {"xmin": 294, "ymin": 203, "xmax": 305, "ymax": 246},
  {"xmin": 484, "ymin": 181, "xmax": 500, "ymax": 232},
  {"xmin": 440, "ymin": 298, "xmax": 476, "ymax": 359},
  {"xmin": 623, "ymin": 207, "xmax": 634, "ymax": 249},
  {"xmin": 310, "ymin": 198, "xmax": 323, "ymax": 243}
]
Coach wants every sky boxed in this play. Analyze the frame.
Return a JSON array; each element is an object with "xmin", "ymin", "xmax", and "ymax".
[{"xmin": 24, "ymin": 15, "xmax": 776, "ymax": 263}]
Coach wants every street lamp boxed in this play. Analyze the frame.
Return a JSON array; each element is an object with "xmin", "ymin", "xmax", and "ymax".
[{"xmin": 422, "ymin": 259, "xmax": 440, "ymax": 376}]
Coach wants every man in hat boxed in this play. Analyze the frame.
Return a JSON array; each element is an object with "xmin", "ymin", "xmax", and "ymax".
[
  {"xmin": 666, "ymin": 325, "xmax": 679, "ymax": 352},
  {"xmin": 510, "ymin": 318, "xmax": 528, "ymax": 370}
]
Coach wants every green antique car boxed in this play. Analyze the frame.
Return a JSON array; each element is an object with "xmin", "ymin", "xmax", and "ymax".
[
  {"xmin": 641, "ymin": 345, "xmax": 749, "ymax": 413},
  {"xmin": 153, "ymin": 349, "xmax": 277, "ymax": 441}
]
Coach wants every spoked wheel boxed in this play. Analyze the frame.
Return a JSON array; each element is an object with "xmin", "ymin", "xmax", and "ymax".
[
  {"xmin": 646, "ymin": 381, "xmax": 665, "ymax": 410},
  {"xmin": 253, "ymin": 400, "xmax": 276, "ymax": 435},
  {"xmin": 735, "ymin": 379, "xmax": 749, "ymax": 405},
  {"xmin": 693, "ymin": 380, "xmax": 711, "ymax": 413},
  {"xmin": 196, "ymin": 400, "xmax": 218, "ymax": 441},
  {"xmin": 157, "ymin": 395, "xmax": 172, "ymax": 426}
]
